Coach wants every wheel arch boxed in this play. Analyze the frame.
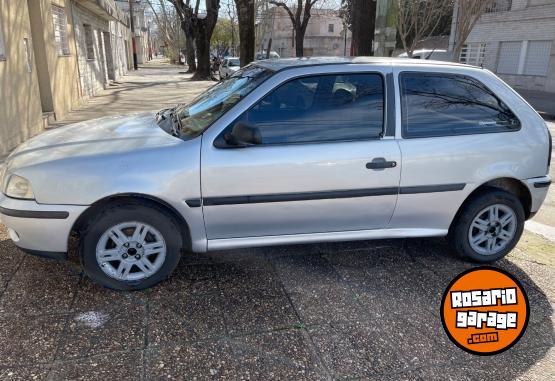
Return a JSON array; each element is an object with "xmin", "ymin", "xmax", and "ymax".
[
  {"xmin": 70, "ymin": 193, "xmax": 192, "ymax": 252},
  {"xmin": 451, "ymin": 177, "xmax": 532, "ymax": 231}
]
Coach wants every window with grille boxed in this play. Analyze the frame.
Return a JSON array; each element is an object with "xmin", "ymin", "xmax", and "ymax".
[
  {"xmin": 524, "ymin": 40, "xmax": 551, "ymax": 76},
  {"xmin": 52, "ymin": 4, "xmax": 70, "ymax": 56},
  {"xmin": 84, "ymin": 24, "xmax": 95, "ymax": 60},
  {"xmin": 459, "ymin": 43, "xmax": 486, "ymax": 66},
  {"xmin": 485, "ymin": 0, "xmax": 512, "ymax": 13},
  {"xmin": 328, "ymin": 24, "xmax": 334, "ymax": 33},
  {"xmin": 497, "ymin": 41, "xmax": 521, "ymax": 75}
]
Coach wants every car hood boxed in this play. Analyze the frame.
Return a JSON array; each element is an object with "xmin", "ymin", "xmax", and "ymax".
[{"xmin": 7, "ymin": 112, "xmax": 181, "ymax": 169}]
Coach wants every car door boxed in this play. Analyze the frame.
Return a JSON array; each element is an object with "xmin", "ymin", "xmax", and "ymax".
[
  {"xmin": 200, "ymin": 69, "xmax": 401, "ymax": 240},
  {"xmin": 391, "ymin": 68, "xmax": 525, "ymax": 231}
]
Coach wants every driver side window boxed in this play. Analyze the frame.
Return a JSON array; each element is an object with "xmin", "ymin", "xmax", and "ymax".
[{"xmin": 234, "ymin": 73, "xmax": 385, "ymax": 145}]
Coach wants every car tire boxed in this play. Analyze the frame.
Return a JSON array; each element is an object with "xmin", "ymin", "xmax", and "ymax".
[
  {"xmin": 448, "ymin": 189, "xmax": 525, "ymax": 262},
  {"xmin": 80, "ymin": 201, "xmax": 182, "ymax": 290}
]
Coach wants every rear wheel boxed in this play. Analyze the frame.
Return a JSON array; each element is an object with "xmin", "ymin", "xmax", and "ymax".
[
  {"xmin": 80, "ymin": 202, "xmax": 182, "ymax": 290},
  {"xmin": 448, "ymin": 190, "xmax": 525, "ymax": 262}
]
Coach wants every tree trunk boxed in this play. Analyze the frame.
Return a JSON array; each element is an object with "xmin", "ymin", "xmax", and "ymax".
[
  {"xmin": 193, "ymin": 20, "xmax": 212, "ymax": 79},
  {"xmin": 295, "ymin": 28, "xmax": 304, "ymax": 57},
  {"xmin": 185, "ymin": 37, "xmax": 196, "ymax": 72},
  {"xmin": 351, "ymin": 0, "xmax": 376, "ymax": 56},
  {"xmin": 235, "ymin": 0, "xmax": 255, "ymax": 66},
  {"xmin": 180, "ymin": 18, "xmax": 197, "ymax": 72}
]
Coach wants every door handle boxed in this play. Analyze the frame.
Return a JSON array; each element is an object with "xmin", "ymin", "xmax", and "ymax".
[{"xmin": 366, "ymin": 158, "xmax": 397, "ymax": 170}]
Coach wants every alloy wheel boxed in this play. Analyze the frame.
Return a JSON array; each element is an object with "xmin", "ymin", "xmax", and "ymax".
[
  {"xmin": 468, "ymin": 204, "xmax": 517, "ymax": 256},
  {"xmin": 95, "ymin": 221, "xmax": 167, "ymax": 281}
]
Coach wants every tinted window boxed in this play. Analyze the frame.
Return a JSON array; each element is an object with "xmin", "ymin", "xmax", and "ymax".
[
  {"xmin": 234, "ymin": 73, "xmax": 384, "ymax": 144},
  {"xmin": 400, "ymin": 73, "xmax": 520, "ymax": 138}
]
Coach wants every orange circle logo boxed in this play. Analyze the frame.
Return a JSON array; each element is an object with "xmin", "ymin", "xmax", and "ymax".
[{"xmin": 441, "ymin": 266, "xmax": 529, "ymax": 355}]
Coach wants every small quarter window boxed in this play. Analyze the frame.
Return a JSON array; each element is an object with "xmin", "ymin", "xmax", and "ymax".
[
  {"xmin": 400, "ymin": 72, "xmax": 520, "ymax": 138},
  {"xmin": 234, "ymin": 73, "xmax": 384, "ymax": 145}
]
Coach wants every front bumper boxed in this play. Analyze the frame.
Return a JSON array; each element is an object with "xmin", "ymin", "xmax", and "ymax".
[
  {"xmin": 523, "ymin": 175, "xmax": 551, "ymax": 213},
  {"xmin": 0, "ymin": 193, "xmax": 88, "ymax": 254}
]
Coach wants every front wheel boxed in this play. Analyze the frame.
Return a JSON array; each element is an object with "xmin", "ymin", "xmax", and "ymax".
[
  {"xmin": 448, "ymin": 190, "xmax": 525, "ymax": 262},
  {"xmin": 80, "ymin": 202, "xmax": 182, "ymax": 290}
]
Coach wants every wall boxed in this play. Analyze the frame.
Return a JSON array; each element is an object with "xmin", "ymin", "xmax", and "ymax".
[
  {"xmin": 28, "ymin": 0, "xmax": 81, "ymax": 120},
  {"xmin": 0, "ymin": 0, "xmax": 43, "ymax": 157},
  {"xmin": 464, "ymin": 1, "xmax": 555, "ymax": 92},
  {"xmin": 259, "ymin": 7, "xmax": 351, "ymax": 58},
  {"xmin": 73, "ymin": 3, "xmax": 110, "ymax": 98}
]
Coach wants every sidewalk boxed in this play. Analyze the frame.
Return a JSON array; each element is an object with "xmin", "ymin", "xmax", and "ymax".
[
  {"xmin": 48, "ymin": 59, "xmax": 215, "ymax": 128},
  {"xmin": 517, "ymin": 89, "xmax": 555, "ymax": 120}
]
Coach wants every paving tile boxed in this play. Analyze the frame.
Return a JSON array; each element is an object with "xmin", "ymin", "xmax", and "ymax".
[
  {"xmin": 146, "ymin": 340, "xmax": 237, "ymax": 380},
  {"xmin": 0, "ymin": 238, "xmax": 24, "ymax": 275},
  {"xmin": 0, "ymin": 366, "xmax": 50, "ymax": 381},
  {"xmin": 148, "ymin": 272, "xmax": 219, "ymax": 300},
  {"xmin": 230, "ymin": 330, "xmax": 329, "ymax": 380},
  {"xmin": 287, "ymin": 283, "xmax": 367, "ymax": 324},
  {"xmin": 272, "ymin": 255, "xmax": 344, "ymax": 290},
  {"xmin": 18, "ymin": 256, "xmax": 81, "ymax": 278},
  {"xmin": 216, "ymin": 260, "xmax": 283, "ymax": 292},
  {"xmin": 223, "ymin": 287, "xmax": 299, "ymax": 335},
  {"xmin": 48, "ymin": 351, "xmax": 143, "ymax": 381},
  {"xmin": 0, "ymin": 273, "xmax": 78, "ymax": 316},
  {"xmin": 0, "ymin": 315, "xmax": 66, "ymax": 366},
  {"xmin": 58, "ymin": 304, "xmax": 146, "ymax": 359},
  {"xmin": 72, "ymin": 278, "xmax": 147, "ymax": 312},
  {"xmin": 148, "ymin": 292, "xmax": 226, "ymax": 345}
]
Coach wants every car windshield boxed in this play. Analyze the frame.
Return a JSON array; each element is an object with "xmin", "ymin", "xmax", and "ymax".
[{"xmin": 158, "ymin": 65, "xmax": 272, "ymax": 140}]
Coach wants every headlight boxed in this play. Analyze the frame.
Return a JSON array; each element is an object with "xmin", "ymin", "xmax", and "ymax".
[{"xmin": 4, "ymin": 174, "xmax": 35, "ymax": 200}]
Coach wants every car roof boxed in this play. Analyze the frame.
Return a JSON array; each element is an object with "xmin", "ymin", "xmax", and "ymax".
[{"xmin": 254, "ymin": 56, "xmax": 474, "ymax": 71}]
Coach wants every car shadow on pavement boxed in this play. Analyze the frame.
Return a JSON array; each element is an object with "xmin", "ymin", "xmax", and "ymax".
[{"xmin": 0, "ymin": 231, "xmax": 552, "ymax": 380}]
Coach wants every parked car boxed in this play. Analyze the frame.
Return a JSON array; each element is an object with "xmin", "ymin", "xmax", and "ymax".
[
  {"xmin": 398, "ymin": 49, "xmax": 452, "ymax": 61},
  {"xmin": 255, "ymin": 51, "xmax": 281, "ymax": 60},
  {"xmin": 218, "ymin": 57, "xmax": 240, "ymax": 79},
  {"xmin": 0, "ymin": 57, "xmax": 551, "ymax": 290}
]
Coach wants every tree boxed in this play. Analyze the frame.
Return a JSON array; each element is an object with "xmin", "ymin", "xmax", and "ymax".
[
  {"xmin": 451, "ymin": 0, "xmax": 493, "ymax": 62},
  {"xmin": 396, "ymin": 0, "xmax": 453, "ymax": 58},
  {"xmin": 341, "ymin": 0, "xmax": 377, "ymax": 56},
  {"xmin": 170, "ymin": 0, "xmax": 198, "ymax": 72},
  {"xmin": 146, "ymin": 0, "xmax": 183, "ymax": 63},
  {"xmin": 268, "ymin": 0, "xmax": 322, "ymax": 57},
  {"xmin": 170, "ymin": 0, "xmax": 221, "ymax": 79},
  {"xmin": 211, "ymin": 18, "xmax": 236, "ymax": 56},
  {"xmin": 235, "ymin": 0, "xmax": 256, "ymax": 66}
]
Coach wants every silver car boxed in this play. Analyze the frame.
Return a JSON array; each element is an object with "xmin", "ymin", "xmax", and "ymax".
[{"xmin": 0, "ymin": 57, "xmax": 551, "ymax": 290}]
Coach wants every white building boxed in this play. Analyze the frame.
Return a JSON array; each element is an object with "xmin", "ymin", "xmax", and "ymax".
[
  {"xmin": 451, "ymin": 0, "xmax": 555, "ymax": 92},
  {"xmin": 257, "ymin": 7, "xmax": 351, "ymax": 58},
  {"xmin": 116, "ymin": 2, "xmax": 151, "ymax": 64}
]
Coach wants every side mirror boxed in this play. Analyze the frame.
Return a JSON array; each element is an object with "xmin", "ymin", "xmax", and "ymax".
[{"xmin": 223, "ymin": 122, "xmax": 262, "ymax": 147}]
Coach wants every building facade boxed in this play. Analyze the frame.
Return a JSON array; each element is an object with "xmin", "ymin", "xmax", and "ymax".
[
  {"xmin": 257, "ymin": 7, "xmax": 351, "ymax": 58},
  {"xmin": 0, "ymin": 0, "xmax": 132, "ymax": 158},
  {"xmin": 116, "ymin": 1, "xmax": 151, "ymax": 64},
  {"xmin": 452, "ymin": 0, "xmax": 555, "ymax": 92}
]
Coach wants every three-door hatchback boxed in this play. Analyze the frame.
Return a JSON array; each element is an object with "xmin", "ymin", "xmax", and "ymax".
[{"xmin": 0, "ymin": 57, "xmax": 551, "ymax": 290}]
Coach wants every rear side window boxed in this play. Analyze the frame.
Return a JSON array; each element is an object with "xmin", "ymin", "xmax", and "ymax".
[
  {"xmin": 400, "ymin": 72, "xmax": 520, "ymax": 138},
  {"xmin": 235, "ymin": 73, "xmax": 384, "ymax": 144}
]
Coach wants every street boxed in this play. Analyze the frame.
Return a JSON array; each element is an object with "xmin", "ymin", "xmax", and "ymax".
[{"xmin": 0, "ymin": 61, "xmax": 553, "ymax": 380}]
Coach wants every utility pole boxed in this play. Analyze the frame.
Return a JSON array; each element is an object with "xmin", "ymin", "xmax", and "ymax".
[{"xmin": 129, "ymin": 0, "xmax": 138, "ymax": 70}]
